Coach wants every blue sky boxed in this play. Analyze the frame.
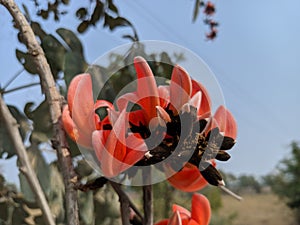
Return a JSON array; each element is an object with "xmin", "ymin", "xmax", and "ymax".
[{"xmin": 1, "ymin": 0, "xmax": 300, "ymax": 184}]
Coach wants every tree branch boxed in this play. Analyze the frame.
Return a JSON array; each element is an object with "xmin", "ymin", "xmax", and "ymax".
[
  {"xmin": 0, "ymin": 94, "xmax": 55, "ymax": 225},
  {"xmin": 0, "ymin": 0, "xmax": 79, "ymax": 224},
  {"xmin": 142, "ymin": 170, "xmax": 153, "ymax": 225},
  {"xmin": 109, "ymin": 181, "xmax": 144, "ymax": 225}
]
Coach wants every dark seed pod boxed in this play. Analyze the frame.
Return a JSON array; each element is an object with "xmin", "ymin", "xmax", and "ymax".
[
  {"xmin": 220, "ymin": 136, "xmax": 236, "ymax": 150},
  {"xmin": 198, "ymin": 119, "xmax": 208, "ymax": 133},
  {"xmin": 215, "ymin": 151, "xmax": 231, "ymax": 161},
  {"xmin": 199, "ymin": 162, "xmax": 224, "ymax": 186}
]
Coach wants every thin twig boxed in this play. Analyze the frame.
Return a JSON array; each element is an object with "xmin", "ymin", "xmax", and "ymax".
[
  {"xmin": 0, "ymin": 1, "xmax": 79, "ymax": 224},
  {"xmin": 142, "ymin": 169, "xmax": 153, "ymax": 225},
  {"xmin": 109, "ymin": 181, "xmax": 144, "ymax": 221},
  {"xmin": 2, "ymin": 82, "xmax": 41, "ymax": 94},
  {"xmin": 2, "ymin": 68, "xmax": 24, "ymax": 90},
  {"xmin": 219, "ymin": 186, "xmax": 243, "ymax": 201},
  {"xmin": 0, "ymin": 94, "xmax": 55, "ymax": 225}
]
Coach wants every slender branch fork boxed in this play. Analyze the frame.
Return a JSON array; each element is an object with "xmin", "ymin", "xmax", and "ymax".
[
  {"xmin": 0, "ymin": 0, "xmax": 79, "ymax": 224},
  {"xmin": 0, "ymin": 95, "xmax": 55, "ymax": 225},
  {"xmin": 1, "ymin": 82, "xmax": 41, "ymax": 94}
]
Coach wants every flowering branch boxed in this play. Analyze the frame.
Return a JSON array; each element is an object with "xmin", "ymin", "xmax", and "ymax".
[
  {"xmin": 0, "ymin": 94, "xmax": 55, "ymax": 225},
  {"xmin": 0, "ymin": 0, "xmax": 79, "ymax": 224}
]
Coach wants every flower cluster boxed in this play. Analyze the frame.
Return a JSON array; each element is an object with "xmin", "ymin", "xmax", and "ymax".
[{"xmin": 62, "ymin": 56, "xmax": 237, "ymax": 191}]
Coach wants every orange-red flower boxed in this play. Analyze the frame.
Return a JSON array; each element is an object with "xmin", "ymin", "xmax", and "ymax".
[
  {"xmin": 155, "ymin": 193, "xmax": 211, "ymax": 225},
  {"xmin": 62, "ymin": 57, "xmax": 237, "ymax": 188},
  {"xmin": 117, "ymin": 57, "xmax": 237, "ymax": 191},
  {"xmin": 62, "ymin": 74, "xmax": 148, "ymax": 177},
  {"xmin": 92, "ymin": 109, "xmax": 148, "ymax": 177},
  {"xmin": 62, "ymin": 74, "xmax": 113, "ymax": 148}
]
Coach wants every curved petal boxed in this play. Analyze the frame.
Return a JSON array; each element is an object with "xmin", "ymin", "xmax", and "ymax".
[
  {"xmin": 213, "ymin": 106, "xmax": 237, "ymax": 139},
  {"xmin": 134, "ymin": 57, "xmax": 160, "ymax": 123},
  {"xmin": 170, "ymin": 65, "xmax": 192, "ymax": 113},
  {"xmin": 128, "ymin": 110, "xmax": 147, "ymax": 127},
  {"xmin": 62, "ymin": 105, "xmax": 78, "ymax": 141},
  {"xmin": 62, "ymin": 105, "xmax": 92, "ymax": 148},
  {"xmin": 92, "ymin": 110, "xmax": 127, "ymax": 177},
  {"xmin": 168, "ymin": 211, "xmax": 182, "ymax": 225},
  {"xmin": 92, "ymin": 130, "xmax": 110, "ymax": 162},
  {"xmin": 93, "ymin": 110, "xmax": 146, "ymax": 177},
  {"xmin": 108, "ymin": 109, "xmax": 127, "ymax": 161},
  {"xmin": 116, "ymin": 92, "xmax": 139, "ymax": 111},
  {"xmin": 158, "ymin": 85, "xmax": 170, "ymax": 108},
  {"xmin": 189, "ymin": 91, "xmax": 202, "ymax": 110},
  {"xmin": 191, "ymin": 194, "xmax": 211, "ymax": 225},
  {"xmin": 67, "ymin": 74, "xmax": 90, "ymax": 113},
  {"xmin": 121, "ymin": 133, "xmax": 148, "ymax": 171},
  {"xmin": 191, "ymin": 80, "xmax": 211, "ymax": 116},
  {"xmin": 172, "ymin": 205, "xmax": 191, "ymax": 218},
  {"xmin": 71, "ymin": 74, "xmax": 96, "ymax": 138},
  {"xmin": 167, "ymin": 163, "xmax": 208, "ymax": 192}
]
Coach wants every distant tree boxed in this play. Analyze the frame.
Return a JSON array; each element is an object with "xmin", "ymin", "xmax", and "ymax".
[
  {"xmin": 238, "ymin": 175, "xmax": 261, "ymax": 193},
  {"xmin": 221, "ymin": 171, "xmax": 261, "ymax": 194},
  {"xmin": 263, "ymin": 142, "xmax": 300, "ymax": 223}
]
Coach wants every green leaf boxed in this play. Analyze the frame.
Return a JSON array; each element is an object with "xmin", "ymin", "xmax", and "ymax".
[
  {"xmin": 77, "ymin": 20, "xmax": 90, "ymax": 33},
  {"xmin": 108, "ymin": 0, "xmax": 119, "ymax": 14},
  {"xmin": 90, "ymin": 0, "xmax": 104, "ymax": 25},
  {"xmin": 104, "ymin": 14, "xmax": 131, "ymax": 31},
  {"xmin": 16, "ymin": 50, "xmax": 39, "ymax": 75},
  {"xmin": 75, "ymin": 160, "xmax": 94, "ymax": 178},
  {"xmin": 41, "ymin": 34, "xmax": 66, "ymax": 79},
  {"xmin": 76, "ymin": 7, "xmax": 88, "ymax": 20},
  {"xmin": 56, "ymin": 28, "xmax": 83, "ymax": 55},
  {"xmin": 24, "ymin": 100, "xmax": 53, "ymax": 143},
  {"xmin": 66, "ymin": 135, "xmax": 81, "ymax": 157},
  {"xmin": 63, "ymin": 51, "xmax": 88, "ymax": 87},
  {"xmin": 31, "ymin": 21, "xmax": 47, "ymax": 40},
  {"xmin": 39, "ymin": 10, "xmax": 49, "ymax": 19},
  {"xmin": 19, "ymin": 145, "xmax": 51, "ymax": 202}
]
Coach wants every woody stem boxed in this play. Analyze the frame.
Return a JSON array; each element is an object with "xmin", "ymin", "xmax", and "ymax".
[{"xmin": 142, "ymin": 168, "xmax": 153, "ymax": 225}]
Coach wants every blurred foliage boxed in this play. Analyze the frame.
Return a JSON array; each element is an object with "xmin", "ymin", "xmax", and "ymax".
[
  {"xmin": 263, "ymin": 142, "xmax": 300, "ymax": 222},
  {"xmin": 221, "ymin": 171, "xmax": 262, "ymax": 194}
]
